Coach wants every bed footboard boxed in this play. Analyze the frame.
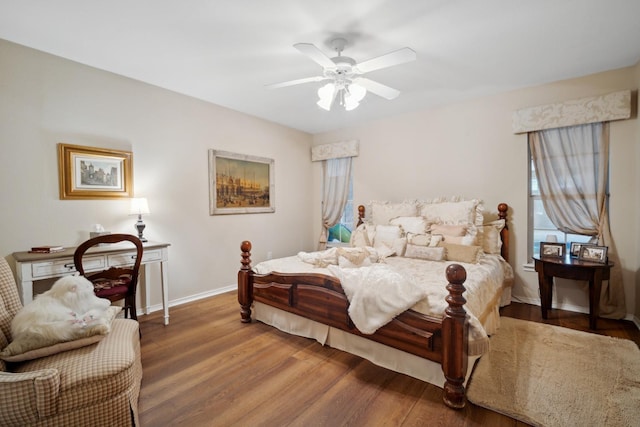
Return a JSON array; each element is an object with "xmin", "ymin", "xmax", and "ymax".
[{"xmin": 237, "ymin": 240, "xmax": 469, "ymax": 409}]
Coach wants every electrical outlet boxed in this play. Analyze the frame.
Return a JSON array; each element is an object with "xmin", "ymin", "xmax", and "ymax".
[{"xmin": 267, "ymin": 251, "xmax": 273, "ymax": 260}]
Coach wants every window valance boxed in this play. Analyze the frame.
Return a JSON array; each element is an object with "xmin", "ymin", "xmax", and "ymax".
[
  {"xmin": 512, "ymin": 90, "xmax": 631, "ymax": 134},
  {"xmin": 311, "ymin": 140, "xmax": 359, "ymax": 161}
]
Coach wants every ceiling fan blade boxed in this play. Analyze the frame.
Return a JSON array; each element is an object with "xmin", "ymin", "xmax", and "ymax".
[
  {"xmin": 265, "ymin": 76, "xmax": 326, "ymax": 89},
  {"xmin": 354, "ymin": 77, "xmax": 400, "ymax": 100},
  {"xmin": 294, "ymin": 43, "xmax": 336, "ymax": 69},
  {"xmin": 356, "ymin": 47, "xmax": 416, "ymax": 74}
]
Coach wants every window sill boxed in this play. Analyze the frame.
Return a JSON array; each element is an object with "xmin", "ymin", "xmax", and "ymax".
[{"xmin": 523, "ymin": 262, "xmax": 536, "ymax": 273}]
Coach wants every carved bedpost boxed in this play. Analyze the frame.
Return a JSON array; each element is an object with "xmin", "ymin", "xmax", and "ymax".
[
  {"xmin": 356, "ymin": 205, "xmax": 365, "ymax": 227},
  {"xmin": 442, "ymin": 263, "xmax": 468, "ymax": 409},
  {"xmin": 498, "ymin": 203, "xmax": 509, "ymax": 262},
  {"xmin": 238, "ymin": 240, "xmax": 253, "ymax": 323}
]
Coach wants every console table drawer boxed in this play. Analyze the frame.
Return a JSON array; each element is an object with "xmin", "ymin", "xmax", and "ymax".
[
  {"xmin": 31, "ymin": 256, "xmax": 105, "ymax": 278},
  {"xmin": 108, "ymin": 249, "xmax": 162, "ymax": 267}
]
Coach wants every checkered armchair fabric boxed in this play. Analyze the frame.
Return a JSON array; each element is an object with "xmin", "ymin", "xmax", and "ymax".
[{"xmin": 0, "ymin": 257, "xmax": 142, "ymax": 426}]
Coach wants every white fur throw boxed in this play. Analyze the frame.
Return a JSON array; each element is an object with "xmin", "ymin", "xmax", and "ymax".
[
  {"xmin": 328, "ymin": 264, "xmax": 429, "ymax": 334},
  {"xmin": 1, "ymin": 275, "xmax": 118, "ymax": 360}
]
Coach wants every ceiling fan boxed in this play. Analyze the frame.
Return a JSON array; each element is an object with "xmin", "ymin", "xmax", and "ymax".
[{"xmin": 266, "ymin": 38, "xmax": 416, "ymax": 111}]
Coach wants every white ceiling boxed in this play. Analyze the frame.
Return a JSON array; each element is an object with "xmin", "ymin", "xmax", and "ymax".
[{"xmin": 1, "ymin": 0, "xmax": 639, "ymax": 134}]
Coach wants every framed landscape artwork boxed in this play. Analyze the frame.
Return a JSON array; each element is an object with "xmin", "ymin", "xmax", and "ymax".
[
  {"xmin": 58, "ymin": 143, "xmax": 133, "ymax": 200},
  {"xmin": 208, "ymin": 149, "xmax": 275, "ymax": 215}
]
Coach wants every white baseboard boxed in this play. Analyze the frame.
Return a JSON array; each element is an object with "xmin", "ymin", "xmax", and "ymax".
[
  {"xmin": 138, "ymin": 287, "xmax": 640, "ymax": 332},
  {"xmin": 511, "ymin": 295, "xmax": 638, "ymax": 329},
  {"xmin": 137, "ymin": 284, "xmax": 236, "ymax": 316}
]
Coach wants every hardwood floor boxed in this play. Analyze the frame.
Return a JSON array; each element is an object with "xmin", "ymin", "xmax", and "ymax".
[{"xmin": 138, "ymin": 292, "xmax": 639, "ymax": 426}]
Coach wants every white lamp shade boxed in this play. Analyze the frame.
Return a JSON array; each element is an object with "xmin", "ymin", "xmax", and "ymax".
[
  {"xmin": 129, "ymin": 198, "xmax": 150, "ymax": 215},
  {"xmin": 317, "ymin": 83, "xmax": 336, "ymax": 111}
]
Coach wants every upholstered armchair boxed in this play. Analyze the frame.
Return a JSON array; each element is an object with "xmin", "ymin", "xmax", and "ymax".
[{"xmin": 0, "ymin": 257, "xmax": 142, "ymax": 426}]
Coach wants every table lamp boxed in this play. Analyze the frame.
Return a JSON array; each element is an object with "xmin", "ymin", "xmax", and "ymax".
[{"xmin": 129, "ymin": 198, "xmax": 150, "ymax": 242}]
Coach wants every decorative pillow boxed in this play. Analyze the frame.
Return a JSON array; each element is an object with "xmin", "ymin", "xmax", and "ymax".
[
  {"xmin": 407, "ymin": 233, "xmax": 432, "ymax": 246},
  {"xmin": 368, "ymin": 200, "xmax": 418, "ymax": 225},
  {"xmin": 418, "ymin": 197, "xmax": 484, "ymax": 245},
  {"xmin": 439, "ymin": 242, "xmax": 483, "ymax": 264},
  {"xmin": 389, "ymin": 216, "xmax": 428, "ymax": 235},
  {"xmin": 482, "ymin": 219, "xmax": 505, "ymax": 255},
  {"xmin": 350, "ymin": 223, "xmax": 375, "ymax": 248},
  {"xmin": 373, "ymin": 243, "xmax": 395, "ymax": 259},
  {"xmin": 404, "ymin": 244, "xmax": 446, "ymax": 261},
  {"xmin": 429, "ymin": 235, "xmax": 443, "ymax": 247},
  {"xmin": 372, "ymin": 224, "xmax": 403, "ymax": 244},
  {"xmin": 337, "ymin": 247, "xmax": 375, "ymax": 268},
  {"xmin": 430, "ymin": 224, "xmax": 467, "ymax": 237},
  {"xmin": 418, "ymin": 199, "xmax": 481, "ymax": 225},
  {"xmin": 1, "ymin": 334, "xmax": 104, "ymax": 363},
  {"xmin": 374, "ymin": 237, "xmax": 407, "ymax": 258},
  {"xmin": 0, "ymin": 306, "xmax": 121, "ymax": 362},
  {"xmin": 440, "ymin": 235, "xmax": 466, "ymax": 245}
]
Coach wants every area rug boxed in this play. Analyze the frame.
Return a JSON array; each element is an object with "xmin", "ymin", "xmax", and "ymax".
[{"xmin": 466, "ymin": 317, "xmax": 640, "ymax": 427}]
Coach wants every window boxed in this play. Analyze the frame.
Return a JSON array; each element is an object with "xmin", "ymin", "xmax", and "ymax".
[
  {"xmin": 528, "ymin": 156, "xmax": 591, "ymax": 260},
  {"xmin": 327, "ymin": 169, "xmax": 354, "ymax": 245}
]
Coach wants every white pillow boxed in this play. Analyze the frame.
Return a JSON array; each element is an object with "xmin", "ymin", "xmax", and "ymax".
[
  {"xmin": 374, "ymin": 237, "xmax": 407, "ymax": 258},
  {"xmin": 373, "ymin": 224, "xmax": 403, "ymax": 244},
  {"xmin": 350, "ymin": 223, "xmax": 374, "ymax": 248},
  {"xmin": 418, "ymin": 199, "xmax": 481, "ymax": 225},
  {"xmin": 482, "ymin": 219, "xmax": 505, "ymax": 255},
  {"xmin": 368, "ymin": 200, "xmax": 418, "ymax": 225},
  {"xmin": 418, "ymin": 198, "xmax": 484, "ymax": 245},
  {"xmin": 373, "ymin": 244, "xmax": 395, "ymax": 259},
  {"xmin": 389, "ymin": 216, "xmax": 429, "ymax": 235}
]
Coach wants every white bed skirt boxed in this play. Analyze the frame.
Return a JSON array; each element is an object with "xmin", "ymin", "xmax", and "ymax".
[{"xmin": 254, "ymin": 301, "xmax": 481, "ymax": 389}]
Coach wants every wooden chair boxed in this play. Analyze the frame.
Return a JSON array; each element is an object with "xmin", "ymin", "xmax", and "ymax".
[{"xmin": 74, "ymin": 233, "xmax": 143, "ymax": 320}]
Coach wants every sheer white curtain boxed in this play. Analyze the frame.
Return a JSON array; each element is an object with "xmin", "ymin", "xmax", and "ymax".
[
  {"xmin": 318, "ymin": 157, "xmax": 352, "ymax": 250},
  {"xmin": 530, "ymin": 122, "xmax": 626, "ymax": 318}
]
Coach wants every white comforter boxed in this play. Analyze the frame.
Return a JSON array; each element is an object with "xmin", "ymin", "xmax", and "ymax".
[{"xmin": 253, "ymin": 250, "xmax": 513, "ymax": 355}]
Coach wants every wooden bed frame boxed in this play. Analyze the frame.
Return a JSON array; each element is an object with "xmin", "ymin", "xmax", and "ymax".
[{"xmin": 238, "ymin": 203, "xmax": 509, "ymax": 409}]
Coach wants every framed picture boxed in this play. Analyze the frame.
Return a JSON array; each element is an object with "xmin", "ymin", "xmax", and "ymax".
[
  {"xmin": 570, "ymin": 242, "xmax": 583, "ymax": 258},
  {"xmin": 58, "ymin": 143, "xmax": 133, "ymax": 200},
  {"xmin": 578, "ymin": 245, "xmax": 608, "ymax": 264},
  {"xmin": 540, "ymin": 241, "xmax": 565, "ymax": 258},
  {"xmin": 208, "ymin": 149, "xmax": 275, "ymax": 215}
]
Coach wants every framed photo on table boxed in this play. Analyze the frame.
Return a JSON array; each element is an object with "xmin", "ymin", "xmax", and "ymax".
[
  {"xmin": 540, "ymin": 242, "xmax": 565, "ymax": 258},
  {"xmin": 570, "ymin": 242, "xmax": 583, "ymax": 258},
  {"xmin": 58, "ymin": 143, "xmax": 133, "ymax": 200},
  {"xmin": 578, "ymin": 245, "xmax": 608, "ymax": 264}
]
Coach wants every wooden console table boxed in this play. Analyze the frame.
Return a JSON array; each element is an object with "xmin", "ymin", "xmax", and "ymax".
[
  {"xmin": 533, "ymin": 255, "xmax": 613, "ymax": 329},
  {"xmin": 12, "ymin": 241, "xmax": 171, "ymax": 325}
]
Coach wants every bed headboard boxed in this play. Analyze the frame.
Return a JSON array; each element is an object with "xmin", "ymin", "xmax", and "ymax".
[{"xmin": 355, "ymin": 202, "xmax": 510, "ymax": 262}]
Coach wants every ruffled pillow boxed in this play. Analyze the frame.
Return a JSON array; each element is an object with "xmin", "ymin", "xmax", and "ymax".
[
  {"xmin": 439, "ymin": 242, "xmax": 483, "ymax": 264},
  {"xmin": 368, "ymin": 200, "xmax": 418, "ymax": 225},
  {"xmin": 389, "ymin": 216, "xmax": 428, "ymax": 235},
  {"xmin": 482, "ymin": 219, "xmax": 505, "ymax": 255}
]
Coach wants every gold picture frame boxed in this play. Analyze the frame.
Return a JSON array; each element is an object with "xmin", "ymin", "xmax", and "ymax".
[
  {"xmin": 58, "ymin": 143, "xmax": 134, "ymax": 200},
  {"xmin": 208, "ymin": 149, "xmax": 275, "ymax": 215}
]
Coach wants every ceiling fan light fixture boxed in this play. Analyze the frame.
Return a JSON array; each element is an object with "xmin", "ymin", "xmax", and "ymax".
[{"xmin": 317, "ymin": 82, "xmax": 336, "ymax": 111}]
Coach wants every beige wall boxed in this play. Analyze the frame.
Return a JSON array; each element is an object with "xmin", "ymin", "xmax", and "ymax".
[
  {"xmin": 0, "ymin": 39, "xmax": 316, "ymax": 308},
  {"xmin": 2, "ymin": 37, "xmax": 638, "ymax": 323},
  {"xmin": 313, "ymin": 65, "xmax": 640, "ymax": 322}
]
